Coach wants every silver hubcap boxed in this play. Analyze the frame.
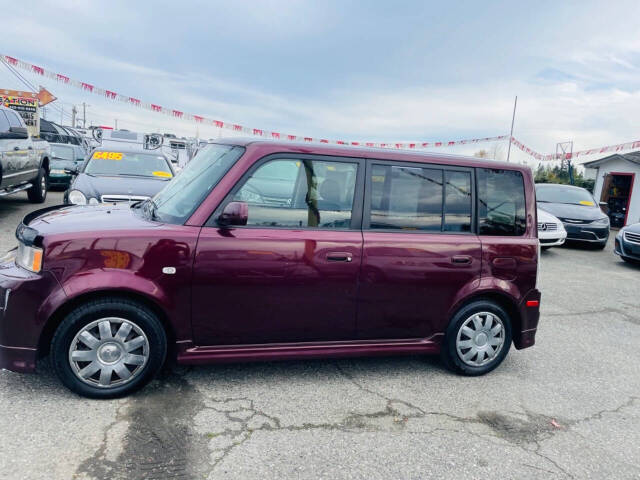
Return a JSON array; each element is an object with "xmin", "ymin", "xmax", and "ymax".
[
  {"xmin": 456, "ymin": 312, "xmax": 505, "ymax": 367},
  {"xmin": 68, "ymin": 317, "xmax": 149, "ymax": 389},
  {"xmin": 41, "ymin": 175, "xmax": 46, "ymax": 191}
]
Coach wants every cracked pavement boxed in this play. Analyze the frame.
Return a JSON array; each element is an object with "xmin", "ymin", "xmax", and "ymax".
[{"xmin": 1, "ymin": 191, "xmax": 639, "ymax": 479}]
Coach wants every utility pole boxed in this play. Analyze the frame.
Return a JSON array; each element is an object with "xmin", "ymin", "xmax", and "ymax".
[
  {"xmin": 71, "ymin": 105, "xmax": 77, "ymax": 127},
  {"xmin": 506, "ymin": 95, "xmax": 518, "ymax": 163},
  {"xmin": 115, "ymin": 119, "xmax": 118, "ymax": 130},
  {"xmin": 82, "ymin": 102, "xmax": 86, "ymax": 128}
]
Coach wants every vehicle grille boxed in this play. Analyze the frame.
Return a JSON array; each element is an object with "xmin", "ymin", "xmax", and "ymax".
[
  {"xmin": 624, "ymin": 231, "xmax": 640, "ymax": 244},
  {"xmin": 537, "ymin": 222, "xmax": 558, "ymax": 231},
  {"xmin": 101, "ymin": 195, "xmax": 149, "ymax": 204},
  {"xmin": 559, "ymin": 218, "xmax": 590, "ymax": 225}
]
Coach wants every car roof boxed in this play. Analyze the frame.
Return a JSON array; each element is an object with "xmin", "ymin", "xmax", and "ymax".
[{"xmin": 212, "ymin": 137, "xmax": 528, "ymax": 172}]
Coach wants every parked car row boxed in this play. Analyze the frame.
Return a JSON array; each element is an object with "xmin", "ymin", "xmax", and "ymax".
[{"xmin": 534, "ymin": 182, "xmax": 640, "ymax": 265}]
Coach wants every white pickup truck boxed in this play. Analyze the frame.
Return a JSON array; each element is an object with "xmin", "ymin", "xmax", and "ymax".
[{"xmin": 0, "ymin": 105, "xmax": 50, "ymax": 202}]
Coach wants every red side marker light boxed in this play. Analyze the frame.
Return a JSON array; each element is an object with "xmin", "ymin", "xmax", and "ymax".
[{"xmin": 526, "ymin": 300, "xmax": 540, "ymax": 308}]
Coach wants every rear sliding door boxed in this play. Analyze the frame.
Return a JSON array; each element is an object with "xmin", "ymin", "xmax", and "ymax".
[{"xmin": 358, "ymin": 160, "xmax": 482, "ymax": 340}]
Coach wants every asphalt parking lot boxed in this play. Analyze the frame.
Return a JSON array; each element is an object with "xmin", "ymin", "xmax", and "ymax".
[{"xmin": 1, "ymin": 191, "xmax": 639, "ymax": 480}]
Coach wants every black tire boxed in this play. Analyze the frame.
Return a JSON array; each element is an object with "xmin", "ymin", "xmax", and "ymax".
[
  {"xmin": 51, "ymin": 297, "xmax": 167, "ymax": 399},
  {"xmin": 441, "ymin": 300, "xmax": 512, "ymax": 376},
  {"xmin": 27, "ymin": 167, "xmax": 48, "ymax": 203}
]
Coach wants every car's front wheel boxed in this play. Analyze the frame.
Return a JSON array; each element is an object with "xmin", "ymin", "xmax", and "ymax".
[
  {"xmin": 27, "ymin": 167, "xmax": 48, "ymax": 203},
  {"xmin": 441, "ymin": 300, "xmax": 512, "ymax": 376},
  {"xmin": 51, "ymin": 298, "xmax": 167, "ymax": 398}
]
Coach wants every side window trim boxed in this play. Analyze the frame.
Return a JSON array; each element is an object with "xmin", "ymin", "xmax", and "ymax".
[
  {"xmin": 363, "ymin": 158, "xmax": 476, "ymax": 235},
  {"xmin": 206, "ymin": 153, "xmax": 366, "ymax": 230}
]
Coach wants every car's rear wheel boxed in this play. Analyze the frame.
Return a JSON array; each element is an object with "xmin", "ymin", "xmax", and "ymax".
[
  {"xmin": 27, "ymin": 167, "xmax": 48, "ymax": 203},
  {"xmin": 51, "ymin": 298, "xmax": 167, "ymax": 398},
  {"xmin": 441, "ymin": 300, "xmax": 512, "ymax": 376}
]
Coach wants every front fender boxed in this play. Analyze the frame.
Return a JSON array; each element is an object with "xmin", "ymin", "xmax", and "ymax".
[{"xmin": 50, "ymin": 269, "xmax": 191, "ymax": 340}]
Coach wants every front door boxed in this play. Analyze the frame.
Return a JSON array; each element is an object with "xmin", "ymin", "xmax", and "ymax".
[
  {"xmin": 191, "ymin": 154, "xmax": 364, "ymax": 346},
  {"xmin": 357, "ymin": 161, "xmax": 482, "ymax": 340}
]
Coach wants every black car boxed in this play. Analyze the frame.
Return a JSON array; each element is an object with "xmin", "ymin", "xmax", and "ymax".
[
  {"xmin": 49, "ymin": 143, "xmax": 86, "ymax": 189},
  {"xmin": 615, "ymin": 222, "xmax": 640, "ymax": 264},
  {"xmin": 64, "ymin": 148, "xmax": 175, "ymax": 205},
  {"xmin": 536, "ymin": 183, "xmax": 610, "ymax": 249}
]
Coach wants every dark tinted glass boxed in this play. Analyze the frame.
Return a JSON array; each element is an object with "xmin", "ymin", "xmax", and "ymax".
[
  {"xmin": 478, "ymin": 168, "xmax": 526, "ymax": 236},
  {"xmin": 443, "ymin": 171, "xmax": 472, "ymax": 232},
  {"xmin": 234, "ymin": 159, "xmax": 358, "ymax": 229},
  {"xmin": 369, "ymin": 165, "xmax": 443, "ymax": 230}
]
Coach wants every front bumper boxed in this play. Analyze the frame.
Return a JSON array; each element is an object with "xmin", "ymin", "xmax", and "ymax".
[
  {"xmin": 48, "ymin": 173, "xmax": 72, "ymax": 187},
  {"xmin": 0, "ymin": 262, "xmax": 63, "ymax": 373},
  {"xmin": 615, "ymin": 235, "xmax": 640, "ymax": 260},
  {"xmin": 563, "ymin": 223, "xmax": 609, "ymax": 243},
  {"xmin": 539, "ymin": 230, "xmax": 567, "ymax": 247}
]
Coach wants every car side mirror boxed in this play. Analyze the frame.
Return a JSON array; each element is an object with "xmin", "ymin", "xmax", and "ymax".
[
  {"xmin": 218, "ymin": 201, "xmax": 248, "ymax": 227},
  {"xmin": 64, "ymin": 166, "xmax": 79, "ymax": 175},
  {"xmin": 599, "ymin": 201, "xmax": 608, "ymax": 207}
]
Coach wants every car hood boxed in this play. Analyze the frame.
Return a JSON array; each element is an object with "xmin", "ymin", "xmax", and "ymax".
[
  {"xmin": 537, "ymin": 208, "xmax": 562, "ymax": 224},
  {"xmin": 537, "ymin": 202, "xmax": 605, "ymax": 221},
  {"xmin": 70, "ymin": 173, "xmax": 169, "ymax": 200},
  {"xmin": 26, "ymin": 204, "xmax": 163, "ymax": 237},
  {"xmin": 623, "ymin": 222, "xmax": 640, "ymax": 234}
]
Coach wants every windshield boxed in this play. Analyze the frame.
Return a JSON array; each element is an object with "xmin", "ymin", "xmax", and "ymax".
[
  {"xmin": 50, "ymin": 145, "xmax": 74, "ymax": 161},
  {"xmin": 85, "ymin": 150, "xmax": 173, "ymax": 178},
  {"xmin": 150, "ymin": 144, "xmax": 244, "ymax": 224},
  {"xmin": 536, "ymin": 185, "xmax": 596, "ymax": 206}
]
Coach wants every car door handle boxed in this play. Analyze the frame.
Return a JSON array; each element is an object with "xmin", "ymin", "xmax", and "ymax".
[
  {"xmin": 13, "ymin": 146, "xmax": 19, "ymax": 151},
  {"xmin": 27, "ymin": 146, "xmax": 33, "ymax": 150},
  {"xmin": 451, "ymin": 255, "xmax": 472, "ymax": 265},
  {"xmin": 326, "ymin": 252, "xmax": 353, "ymax": 262}
]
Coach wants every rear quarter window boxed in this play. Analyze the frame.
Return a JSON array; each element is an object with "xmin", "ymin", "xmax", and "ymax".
[{"xmin": 477, "ymin": 168, "xmax": 526, "ymax": 236}]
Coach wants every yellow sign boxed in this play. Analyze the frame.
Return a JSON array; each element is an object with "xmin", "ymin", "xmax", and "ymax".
[
  {"xmin": 152, "ymin": 171, "xmax": 173, "ymax": 178},
  {"xmin": 92, "ymin": 151, "xmax": 123, "ymax": 160},
  {"xmin": 579, "ymin": 200, "xmax": 595, "ymax": 206}
]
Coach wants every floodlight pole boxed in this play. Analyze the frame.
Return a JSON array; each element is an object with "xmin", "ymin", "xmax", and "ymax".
[{"xmin": 506, "ymin": 95, "xmax": 517, "ymax": 162}]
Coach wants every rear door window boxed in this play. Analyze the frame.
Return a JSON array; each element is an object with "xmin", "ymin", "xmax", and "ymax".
[
  {"xmin": 366, "ymin": 162, "xmax": 473, "ymax": 233},
  {"xmin": 0, "ymin": 112, "xmax": 10, "ymax": 133},
  {"xmin": 444, "ymin": 171, "xmax": 472, "ymax": 232},
  {"xmin": 369, "ymin": 165, "xmax": 443, "ymax": 231},
  {"xmin": 5, "ymin": 110, "xmax": 22, "ymax": 127},
  {"xmin": 477, "ymin": 168, "xmax": 526, "ymax": 236}
]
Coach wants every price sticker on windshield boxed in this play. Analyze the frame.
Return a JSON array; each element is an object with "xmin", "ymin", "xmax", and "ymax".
[
  {"xmin": 579, "ymin": 200, "xmax": 595, "ymax": 206},
  {"xmin": 92, "ymin": 151, "xmax": 123, "ymax": 160},
  {"xmin": 152, "ymin": 171, "xmax": 173, "ymax": 178}
]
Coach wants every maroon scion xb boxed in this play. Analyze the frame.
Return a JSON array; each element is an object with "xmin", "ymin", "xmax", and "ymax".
[{"xmin": 0, "ymin": 140, "xmax": 541, "ymax": 398}]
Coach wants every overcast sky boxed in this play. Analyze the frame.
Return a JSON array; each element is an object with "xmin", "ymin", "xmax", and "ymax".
[{"xmin": 2, "ymin": 0, "xmax": 640, "ymax": 165}]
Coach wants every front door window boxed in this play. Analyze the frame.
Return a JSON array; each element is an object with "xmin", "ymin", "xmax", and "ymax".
[{"xmin": 233, "ymin": 159, "xmax": 358, "ymax": 229}]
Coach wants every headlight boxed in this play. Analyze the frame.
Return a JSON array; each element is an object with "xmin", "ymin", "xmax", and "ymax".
[
  {"xmin": 68, "ymin": 190, "xmax": 87, "ymax": 205},
  {"xmin": 592, "ymin": 216, "xmax": 610, "ymax": 225},
  {"xmin": 88, "ymin": 197, "xmax": 100, "ymax": 205},
  {"xmin": 16, "ymin": 243, "xmax": 43, "ymax": 273}
]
